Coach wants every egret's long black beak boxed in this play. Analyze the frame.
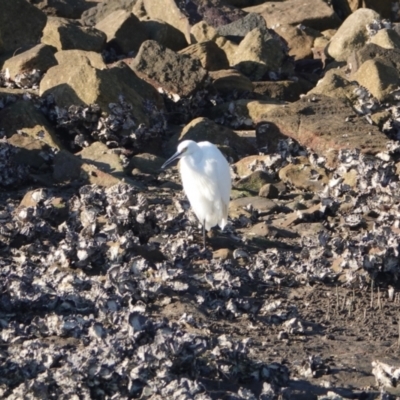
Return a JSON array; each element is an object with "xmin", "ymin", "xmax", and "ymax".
[{"xmin": 161, "ymin": 151, "xmax": 181, "ymax": 170}]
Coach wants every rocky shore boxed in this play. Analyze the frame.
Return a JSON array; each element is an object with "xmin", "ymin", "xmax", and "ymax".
[{"xmin": 1, "ymin": 0, "xmax": 400, "ymax": 398}]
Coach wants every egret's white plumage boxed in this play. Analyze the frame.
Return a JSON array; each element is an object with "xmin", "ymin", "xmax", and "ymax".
[{"xmin": 162, "ymin": 140, "xmax": 231, "ymax": 246}]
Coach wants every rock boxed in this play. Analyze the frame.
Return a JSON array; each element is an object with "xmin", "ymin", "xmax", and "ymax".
[
  {"xmin": 7, "ymin": 133, "xmax": 53, "ymax": 170},
  {"xmin": 2, "ymin": 44, "xmax": 57, "ymax": 80},
  {"xmin": 168, "ymin": 117, "xmax": 256, "ymax": 161},
  {"xmin": 32, "ymin": 0, "xmax": 91, "ymax": 19},
  {"xmin": 253, "ymin": 79, "xmax": 313, "ymax": 102},
  {"xmin": 142, "ymin": 0, "xmax": 192, "ymax": 44},
  {"xmin": 348, "ymin": 43, "xmax": 400, "ymax": 75},
  {"xmin": 279, "ymin": 156, "xmax": 330, "ymax": 192},
  {"xmin": 232, "ymin": 28, "xmax": 286, "ymax": 80},
  {"xmin": 244, "ymin": 0, "xmax": 341, "ymax": 31},
  {"xmin": 0, "ymin": 100, "xmax": 61, "ymax": 149},
  {"xmin": 274, "ymin": 25, "xmax": 321, "ymax": 61},
  {"xmin": 233, "ymin": 154, "xmax": 276, "ymax": 177},
  {"xmin": 205, "ymin": 99, "xmax": 282, "ymax": 127},
  {"xmin": 79, "ymin": 142, "xmax": 123, "ymax": 175},
  {"xmin": 235, "ymin": 171, "xmax": 275, "ymax": 194},
  {"xmin": 52, "ymin": 149, "xmax": 82, "ymax": 182},
  {"xmin": 370, "ymin": 29, "xmax": 400, "ymax": 50},
  {"xmin": 129, "ymin": 153, "xmax": 164, "ymax": 175},
  {"xmin": 81, "ymin": 0, "xmax": 138, "ymax": 26},
  {"xmin": 229, "ymin": 196, "xmax": 277, "ymax": 219},
  {"xmin": 0, "ymin": 0, "xmax": 47, "ymax": 54},
  {"xmin": 195, "ymin": 0, "xmax": 247, "ymax": 28},
  {"xmin": 40, "ymin": 51, "xmax": 161, "ymax": 122},
  {"xmin": 41, "ymin": 16, "xmax": 106, "ymax": 52},
  {"xmin": 95, "ymin": 10, "xmax": 147, "ymax": 54},
  {"xmin": 179, "ymin": 41, "xmax": 229, "ymax": 71},
  {"xmin": 190, "ymin": 21, "xmax": 239, "ymax": 65},
  {"xmin": 327, "ymin": 8, "xmax": 380, "ymax": 62},
  {"xmin": 131, "ymin": 40, "xmax": 208, "ymax": 97},
  {"xmin": 209, "ymin": 69, "xmax": 254, "ymax": 94},
  {"xmin": 256, "ymin": 95, "xmax": 388, "ymax": 167},
  {"xmin": 352, "ymin": 58, "xmax": 399, "ymax": 102},
  {"xmin": 341, "ymin": 0, "xmax": 392, "ymax": 19},
  {"xmin": 259, "ymin": 183, "xmax": 282, "ymax": 199},
  {"xmin": 212, "ymin": 248, "xmax": 233, "ymax": 260},
  {"xmin": 216, "ymin": 13, "xmax": 267, "ymax": 43},
  {"xmin": 141, "ymin": 19, "xmax": 188, "ymax": 51},
  {"xmin": 308, "ymin": 69, "xmax": 358, "ymax": 103}
]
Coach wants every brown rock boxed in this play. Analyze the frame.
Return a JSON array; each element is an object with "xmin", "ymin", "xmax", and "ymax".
[
  {"xmin": 131, "ymin": 40, "xmax": 208, "ymax": 97},
  {"xmin": 179, "ymin": 41, "xmax": 229, "ymax": 71},
  {"xmin": 0, "ymin": 0, "xmax": 47, "ymax": 54},
  {"xmin": 52, "ymin": 149, "xmax": 82, "ymax": 182},
  {"xmin": 141, "ymin": 19, "xmax": 188, "ymax": 51},
  {"xmin": 327, "ymin": 8, "xmax": 380, "ymax": 62},
  {"xmin": 142, "ymin": 0, "xmax": 191, "ymax": 44},
  {"xmin": 370, "ymin": 29, "xmax": 400, "ymax": 50},
  {"xmin": 95, "ymin": 10, "xmax": 147, "ymax": 54},
  {"xmin": 0, "ymin": 100, "xmax": 61, "ymax": 149},
  {"xmin": 229, "ymin": 196, "xmax": 277, "ymax": 219},
  {"xmin": 235, "ymin": 170, "xmax": 276, "ymax": 193},
  {"xmin": 2, "ymin": 44, "xmax": 57, "ymax": 80},
  {"xmin": 129, "ymin": 153, "xmax": 165, "ymax": 175},
  {"xmin": 279, "ymin": 156, "xmax": 330, "ymax": 192},
  {"xmin": 81, "ymin": 0, "xmax": 138, "ymax": 26},
  {"xmin": 244, "ymin": 0, "xmax": 341, "ymax": 31},
  {"xmin": 342, "ymin": 0, "xmax": 392, "ymax": 19},
  {"xmin": 210, "ymin": 69, "xmax": 254, "ymax": 94},
  {"xmin": 40, "ymin": 51, "xmax": 162, "ymax": 121},
  {"xmin": 256, "ymin": 95, "xmax": 388, "ymax": 167},
  {"xmin": 259, "ymin": 183, "xmax": 282, "ymax": 199},
  {"xmin": 32, "ymin": 0, "xmax": 91, "ymax": 19},
  {"xmin": 41, "ymin": 16, "xmax": 106, "ymax": 52},
  {"xmin": 233, "ymin": 155, "xmax": 275, "ymax": 177},
  {"xmin": 274, "ymin": 25, "xmax": 321, "ymax": 61},
  {"xmin": 253, "ymin": 79, "xmax": 313, "ymax": 102},
  {"xmin": 352, "ymin": 58, "xmax": 399, "ymax": 102},
  {"xmin": 232, "ymin": 28, "xmax": 285, "ymax": 80}
]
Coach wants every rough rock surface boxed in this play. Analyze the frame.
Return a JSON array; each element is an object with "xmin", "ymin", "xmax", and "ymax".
[{"xmin": 2, "ymin": 1, "xmax": 400, "ymax": 399}]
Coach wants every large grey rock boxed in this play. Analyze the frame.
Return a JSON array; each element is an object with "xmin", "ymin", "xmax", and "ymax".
[
  {"xmin": 95, "ymin": 10, "xmax": 147, "ymax": 54},
  {"xmin": 0, "ymin": 0, "xmax": 47, "ymax": 54},
  {"xmin": 41, "ymin": 17, "xmax": 106, "ymax": 52},
  {"xmin": 131, "ymin": 40, "xmax": 208, "ymax": 97},
  {"xmin": 2, "ymin": 44, "xmax": 57, "ymax": 80},
  {"xmin": 327, "ymin": 8, "xmax": 380, "ymax": 62},
  {"xmin": 216, "ymin": 13, "xmax": 267, "ymax": 43}
]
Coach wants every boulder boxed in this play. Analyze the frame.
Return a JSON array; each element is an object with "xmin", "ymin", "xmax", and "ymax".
[
  {"xmin": 256, "ymin": 95, "xmax": 388, "ymax": 167},
  {"xmin": 209, "ymin": 69, "xmax": 254, "ymax": 94},
  {"xmin": 95, "ymin": 10, "xmax": 147, "ymax": 54},
  {"xmin": 232, "ymin": 28, "xmax": 286, "ymax": 80},
  {"xmin": 244, "ymin": 0, "xmax": 341, "ymax": 31},
  {"xmin": 178, "ymin": 41, "xmax": 229, "ymax": 71},
  {"xmin": 2, "ymin": 44, "xmax": 57, "ymax": 80},
  {"xmin": 41, "ymin": 17, "xmax": 106, "ymax": 52},
  {"xmin": 0, "ymin": 100, "xmax": 61, "ymax": 149},
  {"xmin": 0, "ymin": 0, "xmax": 47, "ymax": 54},
  {"xmin": 131, "ymin": 40, "xmax": 208, "ymax": 97},
  {"xmin": 327, "ymin": 8, "xmax": 380, "ymax": 62},
  {"xmin": 31, "ymin": 0, "xmax": 91, "ymax": 19},
  {"xmin": 141, "ymin": 19, "xmax": 188, "ymax": 51},
  {"xmin": 81, "ymin": 0, "xmax": 138, "ymax": 26},
  {"xmin": 370, "ymin": 29, "xmax": 400, "ymax": 50},
  {"xmin": 40, "ymin": 50, "xmax": 163, "ymax": 122}
]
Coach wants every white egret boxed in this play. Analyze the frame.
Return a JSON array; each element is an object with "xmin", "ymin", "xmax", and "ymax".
[{"xmin": 162, "ymin": 140, "xmax": 231, "ymax": 248}]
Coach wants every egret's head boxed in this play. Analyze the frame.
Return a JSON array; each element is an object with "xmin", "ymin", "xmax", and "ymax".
[{"xmin": 161, "ymin": 140, "xmax": 198, "ymax": 170}]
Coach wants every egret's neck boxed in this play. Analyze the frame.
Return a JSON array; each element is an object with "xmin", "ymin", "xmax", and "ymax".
[{"xmin": 184, "ymin": 150, "xmax": 202, "ymax": 166}]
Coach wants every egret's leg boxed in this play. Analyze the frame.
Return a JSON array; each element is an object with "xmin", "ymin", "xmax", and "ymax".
[{"xmin": 203, "ymin": 220, "xmax": 206, "ymax": 250}]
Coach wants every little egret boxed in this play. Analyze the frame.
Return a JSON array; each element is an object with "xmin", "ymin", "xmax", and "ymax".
[{"xmin": 162, "ymin": 140, "xmax": 231, "ymax": 248}]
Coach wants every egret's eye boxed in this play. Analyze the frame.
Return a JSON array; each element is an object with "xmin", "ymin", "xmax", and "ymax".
[{"xmin": 182, "ymin": 147, "xmax": 188, "ymax": 153}]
